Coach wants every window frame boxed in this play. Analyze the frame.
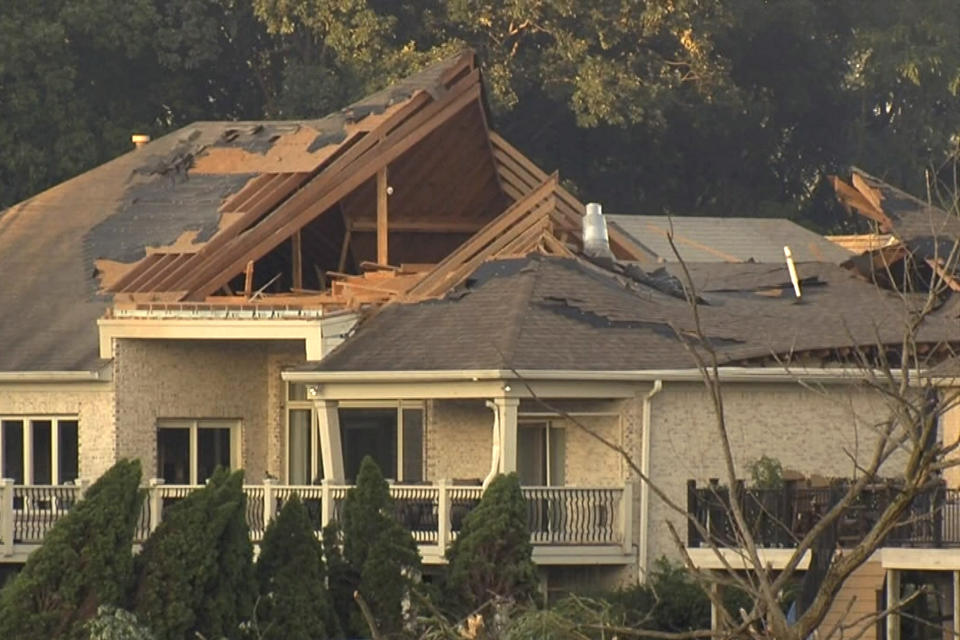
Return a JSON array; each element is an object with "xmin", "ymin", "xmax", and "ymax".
[
  {"xmin": 0, "ymin": 415, "xmax": 79, "ymax": 485},
  {"xmin": 517, "ymin": 419, "xmax": 566, "ymax": 486},
  {"xmin": 285, "ymin": 384, "xmax": 425, "ymax": 484},
  {"xmin": 156, "ymin": 418, "xmax": 241, "ymax": 485}
]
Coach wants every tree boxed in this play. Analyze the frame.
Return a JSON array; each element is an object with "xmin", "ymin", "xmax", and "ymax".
[
  {"xmin": 0, "ymin": 459, "xmax": 143, "ymax": 640},
  {"xmin": 132, "ymin": 468, "xmax": 255, "ymax": 640},
  {"xmin": 444, "ymin": 473, "xmax": 539, "ymax": 612},
  {"xmin": 336, "ymin": 455, "xmax": 421, "ymax": 637},
  {"xmin": 254, "ymin": 494, "xmax": 339, "ymax": 640}
]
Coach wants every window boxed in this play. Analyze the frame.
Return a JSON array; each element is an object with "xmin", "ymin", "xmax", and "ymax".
[
  {"xmin": 157, "ymin": 419, "xmax": 239, "ymax": 485},
  {"xmin": 517, "ymin": 421, "xmax": 565, "ymax": 486},
  {"xmin": 285, "ymin": 385, "xmax": 423, "ymax": 484},
  {"xmin": 0, "ymin": 417, "xmax": 79, "ymax": 485}
]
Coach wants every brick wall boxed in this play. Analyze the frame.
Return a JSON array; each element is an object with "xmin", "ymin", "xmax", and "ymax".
[
  {"xmin": 0, "ymin": 380, "xmax": 115, "ymax": 480},
  {"xmin": 646, "ymin": 381, "xmax": 902, "ymax": 566},
  {"xmin": 114, "ymin": 339, "xmax": 301, "ymax": 483}
]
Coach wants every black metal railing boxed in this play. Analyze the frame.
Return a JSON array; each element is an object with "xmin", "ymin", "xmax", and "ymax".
[{"xmin": 687, "ymin": 479, "xmax": 960, "ymax": 549}]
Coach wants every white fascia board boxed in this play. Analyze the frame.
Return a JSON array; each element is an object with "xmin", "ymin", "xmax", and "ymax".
[
  {"xmin": 98, "ymin": 313, "xmax": 359, "ymax": 362},
  {"xmin": 283, "ymin": 366, "xmax": 910, "ymax": 384},
  {"xmin": 0, "ymin": 370, "xmax": 108, "ymax": 383}
]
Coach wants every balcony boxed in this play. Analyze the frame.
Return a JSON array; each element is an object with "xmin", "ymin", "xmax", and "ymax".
[
  {"xmin": 686, "ymin": 479, "xmax": 960, "ymax": 551},
  {"xmin": 0, "ymin": 480, "xmax": 634, "ymax": 565}
]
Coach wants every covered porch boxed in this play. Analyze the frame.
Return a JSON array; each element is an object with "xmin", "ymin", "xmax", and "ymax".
[
  {"xmin": 278, "ymin": 369, "xmax": 641, "ymax": 565},
  {"xmin": 0, "ymin": 478, "xmax": 632, "ymax": 565}
]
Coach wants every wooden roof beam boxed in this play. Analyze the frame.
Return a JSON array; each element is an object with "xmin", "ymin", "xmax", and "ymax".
[
  {"xmin": 181, "ymin": 70, "xmax": 483, "ymax": 300},
  {"xmin": 830, "ymin": 175, "xmax": 893, "ymax": 231}
]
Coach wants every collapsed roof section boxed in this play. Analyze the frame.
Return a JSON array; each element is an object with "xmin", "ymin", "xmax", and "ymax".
[
  {"xmin": 831, "ymin": 168, "xmax": 960, "ymax": 293},
  {"xmin": 0, "ymin": 49, "xmax": 655, "ymax": 371},
  {"xmin": 102, "ymin": 51, "xmax": 648, "ymax": 310}
]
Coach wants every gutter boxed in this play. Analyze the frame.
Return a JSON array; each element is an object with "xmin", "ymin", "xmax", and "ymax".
[
  {"xmin": 283, "ymin": 366, "xmax": 912, "ymax": 385},
  {"xmin": 638, "ymin": 380, "xmax": 662, "ymax": 583}
]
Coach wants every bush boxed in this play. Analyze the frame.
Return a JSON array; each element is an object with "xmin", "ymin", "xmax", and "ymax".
[
  {"xmin": 132, "ymin": 468, "xmax": 255, "ymax": 640},
  {"xmin": 255, "ymin": 494, "xmax": 338, "ymax": 640},
  {"xmin": 337, "ymin": 456, "xmax": 421, "ymax": 637},
  {"xmin": 87, "ymin": 606, "xmax": 155, "ymax": 640},
  {"xmin": 0, "ymin": 459, "xmax": 143, "ymax": 640},
  {"xmin": 444, "ymin": 473, "xmax": 539, "ymax": 611}
]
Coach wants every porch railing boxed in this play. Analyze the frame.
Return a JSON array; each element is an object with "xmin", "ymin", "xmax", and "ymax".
[
  {"xmin": 686, "ymin": 479, "xmax": 960, "ymax": 549},
  {"xmin": 0, "ymin": 478, "xmax": 631, "ymax": 557}
]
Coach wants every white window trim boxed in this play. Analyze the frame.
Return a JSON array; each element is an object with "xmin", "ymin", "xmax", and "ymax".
[
  {"xmin": 284, "ymin": 384, "xmax": 425, "ymax": 484},
  {"xmin": 0, "ymin": 416, "xmax": 79, "ymax": 485},
  {"xmin": 157, "ymin": 418, "xmax": 241, "ymax": 485}
]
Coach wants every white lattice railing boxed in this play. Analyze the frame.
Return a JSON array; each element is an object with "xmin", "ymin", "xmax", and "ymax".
[{"xmin": 1, "ymin": 479, "xmax": 631, "ymax": 556}]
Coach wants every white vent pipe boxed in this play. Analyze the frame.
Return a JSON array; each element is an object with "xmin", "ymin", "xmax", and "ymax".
[
  {"xmin": 784, "ymin": 246, "xmax": 802, "ymax": 298},
  {"xmin": 583, "ymin": 202, "xmax": 614, "ymax": 258}
]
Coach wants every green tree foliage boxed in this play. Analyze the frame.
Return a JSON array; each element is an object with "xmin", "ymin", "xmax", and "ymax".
[
  {"xmin": 86, "ymin": 606, "xmax": 155, "ymax": 640},
  {"xmin": 445, "ymin": 473, "xmax": 538, "ymax": 611},
  {"xmin": 4, "ymin": 0, "xmax": 960, "ymax": 228},
  {"xmin": 321, "ymin": 520, "xmax": 355, "ymax": 635},
  {"xmin": 336, "ymin": 456, "xmax": 421, "ymax": 637},
  {"xmin": 132, "ymin": 468, "xmax": 255, "ymax": 640},
  {"xmin": 255, "ymin": 494, "xmax": 339, "ymax": 640},
  {"xmin": 0, "ymin": 459, "xmax": 143, "ymax": 640},
  {"xmin": 0, "ymin": 0, "xmax": 271, "ymax": 209}
]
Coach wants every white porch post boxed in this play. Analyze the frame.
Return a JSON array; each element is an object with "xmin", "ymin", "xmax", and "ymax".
[
  {"xmin": 953, "ymin": 571, "xmax": 959, "ymax": 640},
  {"xmin": 1, "ymin": 478, "xmax": 13, "ymax": 557},
  {"xmin": 496, "ymin": 398, "xmax": 519, "ymax": 474},
  {"xmin": 314, "ymin": 399, "xmax": 345, "ymax": 482},
  {"xmin": 886, "ymin": 568, "xmax": 900, "ymax": 640}
]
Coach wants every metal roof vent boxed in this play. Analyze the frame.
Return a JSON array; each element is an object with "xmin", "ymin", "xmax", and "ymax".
[{"xmin": 583, "ymin": 202, "xmax": 614, "ymax": 259}]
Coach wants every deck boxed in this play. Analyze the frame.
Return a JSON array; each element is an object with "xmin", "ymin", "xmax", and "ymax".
[{"xmin": 0, "ymin": 480, "xmax": 634, "ymax": 565}]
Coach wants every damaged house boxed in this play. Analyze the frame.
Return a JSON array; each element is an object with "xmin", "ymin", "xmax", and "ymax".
[{"xmin": 0, "ymin": 50, "xmax": 959, "ymax": 637}]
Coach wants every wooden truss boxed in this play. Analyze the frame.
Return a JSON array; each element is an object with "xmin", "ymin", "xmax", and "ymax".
[{"xmin": 106, "ymin": 50, "xmax": 652, "ymax": 311}]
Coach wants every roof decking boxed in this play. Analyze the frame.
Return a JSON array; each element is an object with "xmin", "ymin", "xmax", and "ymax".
[{"xmin": 608, "ymin": 215, "xmax": 853, "ymax": 264}]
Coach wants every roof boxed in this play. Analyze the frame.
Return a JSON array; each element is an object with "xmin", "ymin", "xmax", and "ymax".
[
  {"xmin": 607, "ymin": 215, "xmax": 853, "ymax": 264},
  {"xmin": 825, "ymin": 234, "xmax": 897, "ymax": 254},
  {"xmin": 0, "ymin": 53, "xmax": 476, "ymax": 371},
  {"xmin": 311, "ymin": 255, "xmax": 959, "ymax": 373}
]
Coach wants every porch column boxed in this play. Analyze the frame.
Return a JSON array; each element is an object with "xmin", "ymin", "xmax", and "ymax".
[
  {"xmin": 496, "ymin": 398, "xmax": 519, "ymax": 474},
  {"xmin": 314, "ymin": 399, "xmax": 345, "ymax": 482},
  {"xmin": 886, "ymin": 568, "xmax": 900, "ymax": 640}
]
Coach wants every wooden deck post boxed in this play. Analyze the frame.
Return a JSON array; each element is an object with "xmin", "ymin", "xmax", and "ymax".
[
  {"xmin": 321, "ymin": 479, "xmax": 334, "ymax": 529},
  {"xmin": 620, "ymin": 481, "xmax": 634, "ymax": 555},
  {"xmin": 437, "ymin": 478, "xmax": 449, "ymax": 554},
  {"xmin": 1, "ymin": 478, "xmax": 13, "ymax": 557},
  {"xmin": 377, "ymin": 167, "xmax": 389, "ymax": 265},
  {"xmin": 148, "ymin": 478, "xmax": 164, "ymax": 533},
  {"xmin": 263, "ymin": 477, "xmax": 277, "ymax": 524}
]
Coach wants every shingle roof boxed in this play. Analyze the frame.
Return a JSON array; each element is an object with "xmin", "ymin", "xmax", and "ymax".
[
  {"xmin": 0, "ymin": 54, "xmax": 470, "ymax": 371},
  {"xmin": 607, "ymin": 215, "xmax": 853, "ymax": 264},
  {"xmin": 311, "ymin": 255, "xmax": 960, "ymax": 373}
]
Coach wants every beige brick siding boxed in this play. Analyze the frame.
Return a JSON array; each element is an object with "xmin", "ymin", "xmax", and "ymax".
[
  {"xmin": 114, "ymin": 339, "xmax": 301, "ymax": 483},
  {"xmin": 0, "ymin": 381, "xmax": 115, "ymax": 480},
  {"xmin": 426, "ymin": 400, "xmax": 492, "ymax": 482},
  {"xmin": 555, "ymin": 415, "xmax": 622, "ymax": 486},
  {"xmin": 647, "ymin": 381, "xmax": 901, "ymax": 567},
  {"xmin": 425, "ymin": 400, "xmax": 626, "ymax": 486}
]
